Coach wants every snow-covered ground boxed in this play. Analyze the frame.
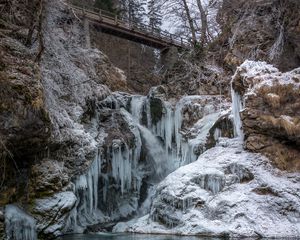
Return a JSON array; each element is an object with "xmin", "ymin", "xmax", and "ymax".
[{"xmin": 114, "ymin": 138, "xmax": 300, "ymax": 238}]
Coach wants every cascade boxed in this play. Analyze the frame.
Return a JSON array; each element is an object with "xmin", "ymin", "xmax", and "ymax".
[
  {"xmin": 130, "ymin": 95, "xmax": 146, "ymax": 123},
  {"xmin": 138, "ymin": 124, "xmax": 168, "ymax": 178},
  {"xmin": 130, "ymin": 95, "xmax": 222, "ymax": 169},
  {"xmin": 231, "ymin": 85, "xmax": 244, "ymax": 139},
  {"xmin": 67, "ymin": 108, "xmax": 144, "ymax": 232},
  {"xmin": 138, "ymin": 185, "xmax": 156, "ymax": 216},
  {"xmin": 67, "ymin": 93, "xmax": 225, "ymax": 232},
  {"xmin": 5, "ymin": 205, "xmax": 37, "ymax": 240}
]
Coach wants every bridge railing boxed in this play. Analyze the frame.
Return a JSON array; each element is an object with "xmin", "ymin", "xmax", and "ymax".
[{"xmin": 67, "ymin": 0, "xmax": 190, "ymax": 48}]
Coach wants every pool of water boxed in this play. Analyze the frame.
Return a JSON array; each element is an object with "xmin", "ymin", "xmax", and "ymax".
[{"xmin": 58, "ymin": 233, "xmax": 222, "ymax": 240}]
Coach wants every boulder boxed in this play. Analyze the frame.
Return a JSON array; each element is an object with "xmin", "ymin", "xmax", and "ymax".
[
  {"xmin": 32, "ymin": 191, "xmax": 77, "ymax": 238},
  {"xmin": 232, "ymin": 60, "xmax": 300, "ymax": 171}
]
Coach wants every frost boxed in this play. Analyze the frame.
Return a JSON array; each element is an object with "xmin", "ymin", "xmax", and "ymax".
[
  {"xmin": 114, "ymin": 138, "xmax": 300, "ymax": 238},
  {"xmin": 268, "ymin": 25, "xmax": 285, "ymax": 61},
  {"xmin": 5, "ymin": 205, "xmax": 37, "ymax": 240},
  {"xmin": 65, "ymin": 153, "xmax": 104, "ymax": 233}
]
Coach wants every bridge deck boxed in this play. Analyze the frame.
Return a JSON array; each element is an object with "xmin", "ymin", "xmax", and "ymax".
[{"xmin": 68, "ymin": 3, "xmax": 190, "ymax": 49}]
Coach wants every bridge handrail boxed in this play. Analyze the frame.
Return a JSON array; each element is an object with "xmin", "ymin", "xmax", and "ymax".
[{"xmin": 67, "ymin": 0, "xmax": 190, "ymax": 48}]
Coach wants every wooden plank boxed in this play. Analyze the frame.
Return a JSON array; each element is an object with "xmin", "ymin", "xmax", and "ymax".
[{"xmin": 70, "ymin": 4, "xmax": 190, "ymax": 49}]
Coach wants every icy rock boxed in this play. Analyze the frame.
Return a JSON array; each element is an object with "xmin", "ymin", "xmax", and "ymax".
[
  {"xmin": 5, "ymin": 205, "xmax": 37, "ymax": 240},
  {"xmin": 114, "ymin": 138, "xmax": 300, "ymax": 238},
  {"xmin": 130, "ymin": 94, "xmax": 232, "ymax": 170},
  {"xmin": 232, "ymin": 60, "xmax": 300, "ymax": 171},
  {"xmin": 30, "ymin": 159, "xmax": 69, "ymax": 198},
  {"xmin": 32, "ymin": 191, "xmax": 76, "ymax": 237}
]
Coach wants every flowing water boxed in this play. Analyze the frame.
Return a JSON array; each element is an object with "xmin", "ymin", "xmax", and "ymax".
[{"xmin": 58, "ymin": 233, "xmax": 222, "ymax": 240}]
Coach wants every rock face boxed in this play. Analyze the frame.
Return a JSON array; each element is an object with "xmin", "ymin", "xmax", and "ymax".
[
  {"xmin": 162, "ymin": 57, "xmax": 230, "ymax": 98},
  {"xmin": 218, "ymin": 0, "xmax": 300, "ymax": 72},
  {"xmin": 91, "ymin": 30, "xmax": 160, "ymax": 95},
  {"xmin": 114, "ymin": 138, "xmax": 300, "ymax": 238},
  {"xmin": 232, "ymin": 61, "xmax": 300, "ymax": 171},
  {"xmin": 0, "ymin": 0, "xmax": 51, "ymax": 206},
  {"xmin": 32, "ymin": 192, "xmax": 77, "ymax": 238}
]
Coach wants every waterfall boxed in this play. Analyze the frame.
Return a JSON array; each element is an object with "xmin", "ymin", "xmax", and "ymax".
[
  {"xmin": 5, "ymin": 205, "xmax": 37, "ymax": 240},
  {"xmin": 231, "ymin": 85, "xmax": 244, "ymax": 139},
  {"xmin": 130, "ymin": 95, "xmax": 224, "ymax": 169},
  {"xmin": 138, "ymin": 124, "xmax": 168, "ymax": 178},
  {"xmin": 130, "ymin": 95, "xmax": 146, "ymax": 123},
  {"xmin": 66, "ymin": 93, "xmax": 225, "ymax": 232}
]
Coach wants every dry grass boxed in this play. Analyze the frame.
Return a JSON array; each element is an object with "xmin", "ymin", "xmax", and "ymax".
[
  {"xmin": 261, "ymin": 115, "xmax": 300, "ymax": 137},
  {"xmin": 259, "ymin": 83, "xmax": 298, "ymax": 106},
  {"xmin": 265, "ymin": 93, "xmax": 281, "ymax": 108}
]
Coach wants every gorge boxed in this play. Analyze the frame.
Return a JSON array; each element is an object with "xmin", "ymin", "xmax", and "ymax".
[{"xmin": 0, "ymin": 0, "xmax": 300, "ymax": 239}]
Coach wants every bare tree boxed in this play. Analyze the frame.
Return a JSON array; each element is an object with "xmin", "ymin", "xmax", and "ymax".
[
  {"xmin": 196, "ymin": 0, "xmax": 208, "ymax": 44},
  {"xmin": 181, "ymin": 0, "xmax": 197, "ymax": 45}
]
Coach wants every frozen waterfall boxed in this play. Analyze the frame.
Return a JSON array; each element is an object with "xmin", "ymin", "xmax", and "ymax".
[
  {"xmin": 66, "ymin": 93, "xmax": 226, "ymax": 233},
  {"xmin": 130, "ymin": 95, "xmax": 220, "ymax": 169},
  {"xmin": 138, "ymin": 124, "xmax": 168, "ymax": 178},
  {"xmin": 66, "ymin": 152, "xmax": 104, "ymax": 233},
  {"xmin": 231, "ymin": 85, "xmax": 244, "ymax": 139},
  {"xmin": 5, "ymin": 205, "xmax": 37, "ymax": 240}
]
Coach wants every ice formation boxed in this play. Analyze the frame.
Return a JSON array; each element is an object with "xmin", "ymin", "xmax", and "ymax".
[
  {"xmin": 66, "ymin": 152, "xmax": 104, "ymax": 232},
  {"xmin": 5, "ymin": 205, "xmax": 37, "ymax": 240},
  {"xmin": 113, "ymin": 138, "xmax": 300, "ymax": 238},
  {"xmin": 231, "ymin": 85, "xmax": 244, "ymax": 139},
  {"xmin": 130, "ymin": 95, "xmax": 226, "ymax": 169}
]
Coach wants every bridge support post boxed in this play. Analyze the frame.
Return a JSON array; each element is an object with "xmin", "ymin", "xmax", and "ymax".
[
  {"xmin": 160, "ymin": 46, "xmax": 178, "ymax": 72},
  {"xmin": 84, "ymin": 17, "xmax": 91, "ymax": 49}
]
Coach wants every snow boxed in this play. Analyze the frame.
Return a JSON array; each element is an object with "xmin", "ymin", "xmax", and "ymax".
[
  {"xmin": 113, "ymin": 138, "xmax": 300, "ymax": 238},
  {"xmin": 33, "ymin": 192, "xmax": 77, "ymax": 236},
  {"xmin": 234, "ymin": 60, "xmax": 300, "ymax": 96},
  {"xmin": 5, "ymin": 205, "xmax": 37, "ymax": 240}
]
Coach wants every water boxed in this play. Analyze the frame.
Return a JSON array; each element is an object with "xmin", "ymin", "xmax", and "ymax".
[{"xmin": 58, "ymin": 233, "xmax": 221, "ymax": 240}]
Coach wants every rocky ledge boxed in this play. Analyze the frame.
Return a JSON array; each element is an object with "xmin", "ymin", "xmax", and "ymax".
[
  {"xmin": 114, "ymin": 138, "xmax": 300, "ymax": 238},
  {"xmin": 232, "ymin": 60, "xmax": 300, "ymax": 171}
]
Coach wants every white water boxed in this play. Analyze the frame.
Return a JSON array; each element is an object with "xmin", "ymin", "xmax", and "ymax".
[
  {"xmin": 130, "ymin": 95, "xmax": 222, "ymax": 169},
  {"xmin": 67, "ymin": 93, "xmax": 225, "ymax": 232},
  {"xmin": 138, "ymin": 124, "xmax": 168, "ymax": 178},
  {"xmin": 5, "ymin": 205, "xmax": 37, "ymax": 240}
]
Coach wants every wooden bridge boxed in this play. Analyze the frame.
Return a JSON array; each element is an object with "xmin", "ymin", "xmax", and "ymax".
[{"xmin": 67, "ymin": 1, "xmax": 190, "ymax": 49}]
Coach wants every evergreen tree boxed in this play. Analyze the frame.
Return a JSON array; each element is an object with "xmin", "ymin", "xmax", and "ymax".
[
  {"xmin": 118, "ymin": 0, "xmax": 146, "ymax": 24},
  {"xmin": 148, "ymin": 0, "xmax": 162, "ymax": 30},
  {"xmin": 94, "ymin": 0, "xmax": 115, "ymax": 13}
]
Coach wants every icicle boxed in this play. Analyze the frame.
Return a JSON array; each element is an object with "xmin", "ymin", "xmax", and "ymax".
[
  {"xmin": 213, "ymin": 128, "xmax": 222, "ymax": 141},
  {"xmin": 111, "ymin": 141, "xmax": 132, "ymax": 194},
  {"xmin": 231, "ymin": 84, "xmax": 244, "ymax": 139},
  {"xmin": 66, "ymin": 152, "xmax": 103, "ymax": 232},
  {"xmin": 130, "ymin": 95, "xmax": 146, "ymax": 123},
  {"xmin": 5, "ymin": 205, "xmax": 37, "ymax": 240}
]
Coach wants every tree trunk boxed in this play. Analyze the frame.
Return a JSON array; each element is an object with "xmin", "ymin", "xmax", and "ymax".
[
  {"xmin": 181, "ymin": 0, "xmax": 197, "ymax": 45},
  {"xmin": 196, "ymin": 0, "xmax": 208, "ymax": 45}
]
